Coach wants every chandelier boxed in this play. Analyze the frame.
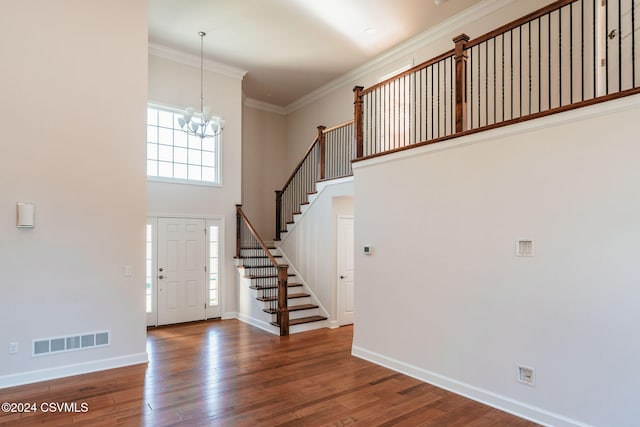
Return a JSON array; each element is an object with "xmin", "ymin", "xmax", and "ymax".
[{"xmin": 177, "ymin": 31, "xmax": 225, "ymax": 139}]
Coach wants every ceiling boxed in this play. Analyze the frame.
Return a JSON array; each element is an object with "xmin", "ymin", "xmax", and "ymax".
[{"xmin": 149, "ymin": 0, "xmax": 480, "ymax": 108}]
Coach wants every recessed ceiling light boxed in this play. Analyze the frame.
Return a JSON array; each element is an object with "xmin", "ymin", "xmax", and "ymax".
[{"xmin": 364, "ymin": 27, "xmax": 376, "ymax": 34}]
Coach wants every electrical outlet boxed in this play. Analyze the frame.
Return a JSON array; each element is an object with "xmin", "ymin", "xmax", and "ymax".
[
  {"xmin": 9, "ymin": 342, "xmax": 18, "ymax": 354},
  {"xmin": 517, "ymin": 365, "xmax": 535, "ymax": 386}
]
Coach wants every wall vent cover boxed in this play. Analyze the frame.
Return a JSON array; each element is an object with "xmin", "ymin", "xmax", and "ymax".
[
  {"xmin": 32, "ymin": 330, "xmax": 110, "ymax": 357},
  {"xmin": 516, "ymin": 239, "xmax": 534, "ymax": 257}
]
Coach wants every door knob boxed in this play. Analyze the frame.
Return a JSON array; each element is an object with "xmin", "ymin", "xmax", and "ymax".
[
  {"xmin": 159, "ymin": 267, "xmax": 163, "ymax": 272},
  {"xmin": 159, "ymin": 275, "xmax": 164, "ymax": 279},
  {"xmin": 340, "ymin": 275, "xmax": 346, "ymax": 279}
]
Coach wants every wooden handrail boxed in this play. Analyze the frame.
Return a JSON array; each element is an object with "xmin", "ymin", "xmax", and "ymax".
[
  {"xmin": 280, "ymin": 136, "xmax": 319, "ymax": 193},
  {"xmin": 322, "ymin": 119, "xmax": 354, "ymax": 133},
  {"xmin": 466, "ymin": 0, "xmax": 577, "ymax": 49},
  {"xmin": 361, "ymin": 49, "xmax": 455, "ymax": 97},
  {"xmin": 237, "ymin": 205, "xmax": 281, "ymax": 267}
]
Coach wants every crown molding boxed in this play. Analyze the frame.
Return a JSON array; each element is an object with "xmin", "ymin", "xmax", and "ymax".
[
  {"xmin": 244, "ymin": 97, "xmax": 287, "ymax": 115},
  {"xmin": 284, "ymin": 0, "xmax": 514, "ymax": 114},
  {"xmin": 149, "ymin": 43, "xmax": 247, "ymax": 80}
]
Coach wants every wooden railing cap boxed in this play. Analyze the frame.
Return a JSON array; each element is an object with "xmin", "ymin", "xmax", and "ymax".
[{"xmin": 453, "ymin": 33, "xmax": 470, "ymax": 43}]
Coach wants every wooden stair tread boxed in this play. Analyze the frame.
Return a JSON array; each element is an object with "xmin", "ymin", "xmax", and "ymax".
[
  {"xmin": 271, "ymin": 315, "xmax": 327, "ymax": 327},
  {"xmin": 263, "ymin": 304, "xmax": 318, "ymax": 314},
  {"xmin": 288, "ymin": 304, "xmax": 318, "ymax": 311},
  {"xmin": 249, "ymin": 283, "xmax": 303, "ymax": 290},
  {"xmin": 256, "ymin": 292, "xmax": 310, "ymax": 302},
  {"xmin": 240, "ymin": 246, "xmax": 276, "ymax": 250},
  {"xmin": 239, "ymin": 255, "xmax": 282, "ymax": 259},
  {"xmin": 245, "ymin": 273, "xmax": 295, "ymax": 279}
]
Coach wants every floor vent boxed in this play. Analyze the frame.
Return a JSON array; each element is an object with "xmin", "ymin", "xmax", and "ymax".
[{"xmin": 32, "ymin": 331, "xmax": 110, "ymax": 357}]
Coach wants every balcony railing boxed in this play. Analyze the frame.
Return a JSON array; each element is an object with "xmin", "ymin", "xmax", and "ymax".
[
  {"xmin": 275, "ymin": 121, "xmax": 354, "ymax": 241},
  {"xmin": 353, "ymin": 0, "xmax": 640, "ymax": 161}
]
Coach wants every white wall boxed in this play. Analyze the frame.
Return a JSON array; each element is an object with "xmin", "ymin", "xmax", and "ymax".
[
  {"xmin": 147, "ymin": 55, "xmax": 243, "ymax": 318},
  {"xmin": 283, "ymin": 0, "xmax": 553, "ymax": 171},
  {"xmin": 242, "ymin": 105, "xmax": 288, "ymax": 239},
  {"xmin": 278, "ymin": 180, "xmax": 353, "ymax": 324},
  {"xmin": 352, "ymin": 95, "xmax": 640, "ymax": 427},
  {"xmin": 0, "ymin": 1, "xmax": 148, "ymax": 387}
]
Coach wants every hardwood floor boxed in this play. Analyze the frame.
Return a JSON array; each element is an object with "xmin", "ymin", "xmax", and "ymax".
[{"xmin": 0, "ymin": 320, "xmax": 538, "ymax": 426}]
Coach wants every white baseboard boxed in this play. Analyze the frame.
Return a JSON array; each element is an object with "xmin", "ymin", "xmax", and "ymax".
[
  {"xmin": 351, "ymin": 346, "xmax": 588, "ymax": 427},
  {"xmin": 328, "ymin": 320, "xmax": 340, "ymax": 329},
  {"xmin": 236, "ymin": 312, "xmax": 279, "ymax": 336},
  {"xmin": 222, "ymin": 311, "xmax": 238, "ymax": 320},
  {"xmin": 0, "ymin": 352, "xmax": 148, "ymax": 389}
]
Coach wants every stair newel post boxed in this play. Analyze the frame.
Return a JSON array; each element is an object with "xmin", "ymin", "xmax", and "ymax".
[
  {"xmin": 453, "ymin": 34, "xmax": 470, "ymax": 133},
  {"xmin": 277, "ymin": 264, "xmax": 290, "ymax": 336},
  {"xmin": 317, "ymin": 125, "xmax": 327, "ymax": 181},
  {"xmin": 275, "ymin": 190, "xmax": 283, "ymax": 241},
  {"xmin": 235, "ymin": 204, "xmax": 242, "ymax": 259},
  {"xmin": 353, "ymin": 86, "xmax": 364, "ymax": 159}
]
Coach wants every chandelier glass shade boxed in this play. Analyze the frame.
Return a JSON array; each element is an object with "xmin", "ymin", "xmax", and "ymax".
[{"xmin": 178, "ymin": 31, "xmax": 225, "ymax": 139}]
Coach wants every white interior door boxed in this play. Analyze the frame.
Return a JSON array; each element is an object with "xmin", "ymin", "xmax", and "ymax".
[
  {"xmin": 157, "ymin": 218, "xmax": 206, "ymax": 325},
  {"xmin": 337, "ymin": 215, "xmax": 355, "ymax": 326}
]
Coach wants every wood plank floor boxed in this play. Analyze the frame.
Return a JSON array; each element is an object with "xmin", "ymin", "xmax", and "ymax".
[{"xmin": 0, "ymin": 320, "xmax": 538, "ymax": 426}]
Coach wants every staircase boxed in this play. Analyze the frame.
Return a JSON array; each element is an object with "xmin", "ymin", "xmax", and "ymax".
[
  {"xmin": 236, "ymin": 207, "xmax": 328, "ymax": 335},
  {"xmin": 277, "ymin": 190, "xmax": 316, "ymax": 241}
]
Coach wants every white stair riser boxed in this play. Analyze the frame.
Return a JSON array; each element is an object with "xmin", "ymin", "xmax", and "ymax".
[
  {"xmin": 258, "ymin": 296, "xmax": 312, "ymax": 308},
  {"xmin": 286, "ymin": 308, "xmax": 320, "ymax": 320},
  {"xmin": 290, "ymin": 320, "xmax": 329, "ymax": 334}
]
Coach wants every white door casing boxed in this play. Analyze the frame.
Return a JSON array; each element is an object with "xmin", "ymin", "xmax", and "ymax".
[
  {"xmin": 157, "ymin": 217, "xmax": 207, "ymax": 325},
  {"xmin": 337, "ymin": 215, "xmax": 355, "ymax": 326}
]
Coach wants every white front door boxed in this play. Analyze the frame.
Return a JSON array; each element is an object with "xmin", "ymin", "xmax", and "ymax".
[
  {"xmin": 337, "ymin": 215, "xmax": 355, "ymax": 326},
  {"xmin": 157, "ymin": 218, "xmax": 207, "ymax": 325}
]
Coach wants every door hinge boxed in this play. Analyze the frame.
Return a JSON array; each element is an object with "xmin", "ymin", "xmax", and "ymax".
[
  {"xmin": 601, "ymin": 0, "xmax": 606, "ymax": 6},
  {"xmin": 205, "ymin": 303, "xmax": 207, "ymax": 309},
  {"xmin": 204, "ymin": 228, "xmax": 207, "ymax": 235},
  {"xmin": 205, "ymin": 265, "xmax": 207, "ymax": 272},
  {"xmin": 601, "ymin": 58, "xmax": 607, "ymax": 67}
]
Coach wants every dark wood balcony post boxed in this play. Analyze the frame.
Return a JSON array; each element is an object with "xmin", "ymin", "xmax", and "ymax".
[
  {"xmin": 453, "ymin": 34, "xmax": 470, "ymax": 133},
  {"xmin": 235, "ymin": 204, "xmax": 242, "ymax": 259},
  {"xmin": 317, "ymin": 125, "xmax": 327, "ymax": 180},
  {"xmin": 277, "ymin": 265, "xmax": 289, "ymax": 336},
  {"xmin": 274, "ymin": 190, "xmax": 283, "ymax": 241},
  {"xmin": 353, "ymin": 86, "xmax": 364, "ymax": 159}
]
